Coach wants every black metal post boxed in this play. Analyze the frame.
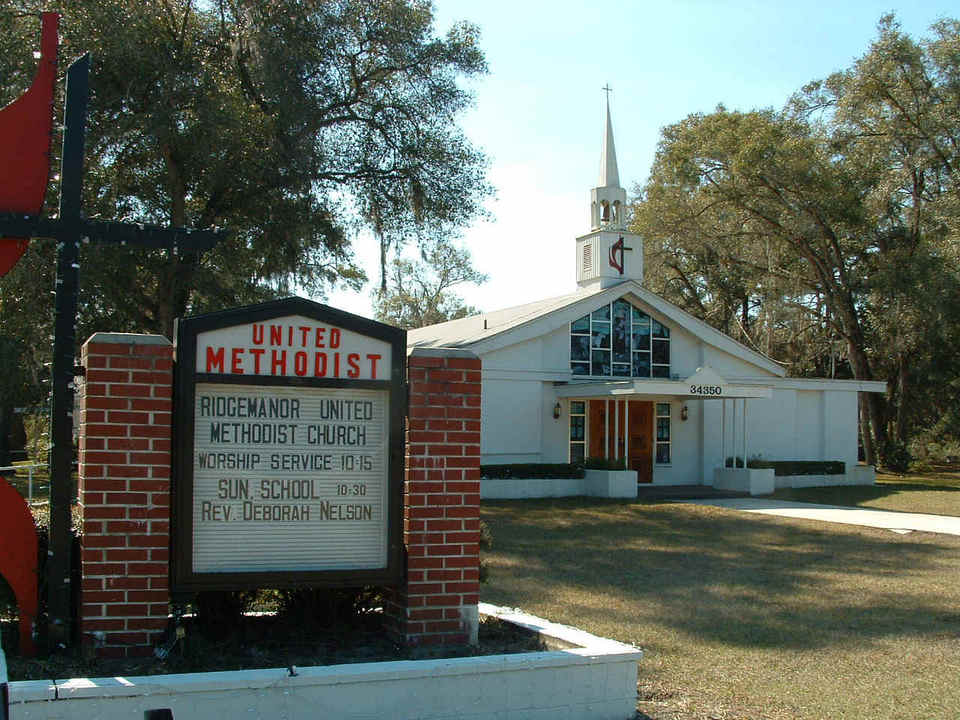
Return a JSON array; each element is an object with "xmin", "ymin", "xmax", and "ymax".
[{"xmin": 46, "ymin": 54, "xmax": 90, "ymax": 650}]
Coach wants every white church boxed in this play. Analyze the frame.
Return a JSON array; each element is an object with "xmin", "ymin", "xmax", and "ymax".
[{"xmin": 408, "ymin": 103, "xmax": 885, "ymax": 494}]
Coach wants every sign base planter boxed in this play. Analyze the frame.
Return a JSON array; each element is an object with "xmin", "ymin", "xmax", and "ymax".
[{"xmin": 4, "ymin": 604, "xmax": 642, "ymax": 720}]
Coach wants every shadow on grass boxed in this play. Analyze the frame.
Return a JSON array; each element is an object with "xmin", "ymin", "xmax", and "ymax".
[{"xmin": 481, "ymin": 498, "xmax": 960, "ymax": 651}]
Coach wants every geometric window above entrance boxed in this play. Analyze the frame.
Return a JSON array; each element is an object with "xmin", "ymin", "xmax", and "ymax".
[{"xmin": 570, "ymin": 298, "xmax": 670, "ymax": 378}]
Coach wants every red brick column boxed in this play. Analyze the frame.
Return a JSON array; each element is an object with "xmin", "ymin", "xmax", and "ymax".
[
  {"xmin": 386, "ymin": 348, "xmax": 482, "ymax": 648},
  {"xmin": 78, "ymin": 333, "xmax": 173, "ymax": 658}
]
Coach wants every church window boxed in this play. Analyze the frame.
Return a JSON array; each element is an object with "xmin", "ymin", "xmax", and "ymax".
[
  {"xmin": 591, "ymin": 349, "xmax": 612, "ymax": 376},
  {"xmin": 570, "ymin": 315, "xmax": 591, "ymax": 375},
  {"xmin": 569, "ymin": 401, "xmax": 586, "ymax": 463},
  {"xmin": 570, "ymin": 300, "xmax": 670, "ymax": 378},
  {"xmin": 590, "ymin": 304, "xmax": 611, "ymax": 376},
  {"xmin": 655, "ymin": 403, "xmax": 671, "ymax": 464},
  {"xmin": 591, "ymin": 305, "xmax": 610, "ymax": 321},
  {"xmin": 652, "ymin": 319, "xmax": 671, "ymax": 377}
]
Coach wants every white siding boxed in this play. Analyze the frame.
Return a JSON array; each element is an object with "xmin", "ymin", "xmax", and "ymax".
[
  {"xmin": 652, "ymin": 399, "xmax": 701, "ymax": 485},
  {"xmin": 541, "ymin": 325, "xmax": 570, "ymax": 373},
  {"xmin": 794, "ymin": 391, "xmax": 824, "ymax": 459},
  {"xmin": 824, "ymin": 391, "xmax": 858, "ymax": 470},
  {"xmin": 702, "ymin": 343, "xmax": 774, "ymax": 378},
  {"xmin": 542, "ymin": 384, "xmax": 568, "ymax": 463},
  {"xmin": 480, "ymin": 378, "xmax": 542, "ymax": 463}
]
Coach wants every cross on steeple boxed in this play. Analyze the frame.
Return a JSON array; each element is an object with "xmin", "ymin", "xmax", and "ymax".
[{"xmin": 602, "ymin": 83, "xmax": 612, "ymax": 101}]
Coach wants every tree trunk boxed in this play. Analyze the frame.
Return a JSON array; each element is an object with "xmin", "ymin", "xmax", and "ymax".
[
  {"xmin": 860, "ymin": 393, "xmax": 875, "ymax": 467},
  {"xmin": 894, "ymin": 354, "xmax": 908, "ymax": 443},
  {"xmin": 379, "ymin": 231, "xmax": 388, "ymax": 295},
  {"xmin": 156, "ymin": 255, "xmax": 197, "ymax": 340},
  {"xmin": 845, "ymin": 336, "xmax": 887, "ymax": 461},
  {"xmin": 157, "ymin": 144, "xmax": 193, "ymax": 339}
]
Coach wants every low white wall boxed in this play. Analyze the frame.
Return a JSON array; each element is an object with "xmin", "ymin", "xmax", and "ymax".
[
  {"xmin": 713, "ymin": 468, "xmax": 775, "ymax": 496},
  {"xmin": 848, "ymin": 465, "xmax": 876, "ymax": 485},
  {"xmin": 584, "ymin": 470, "xmax": 638, "ymax": 498},
  {"xmin": 482, "ymin": 471, "xmax": 638, "ymax": 500},
  {"xmin": 5, "ymin": 604, "xmax": 642, "ymax": 720},
  {"xmin": 482, "ymin": 477, "xmax": 585, "ymax": 499}
]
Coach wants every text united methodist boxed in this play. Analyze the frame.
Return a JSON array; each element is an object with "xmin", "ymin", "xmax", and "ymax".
[{"xmin": 203, "ymin": 321, "xmax": 385, "ymax": 379}]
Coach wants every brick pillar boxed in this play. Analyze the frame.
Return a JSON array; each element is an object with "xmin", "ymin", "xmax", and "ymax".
[
  {"xmin": 386, "ymin": 348, "xmax": 482, "ymax": 648},
  {"xmin": 78, "ymin": 333, "xmax": 173, "ymax": 658}
]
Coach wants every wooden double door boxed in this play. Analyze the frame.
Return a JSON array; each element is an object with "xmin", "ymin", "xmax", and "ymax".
[{"xmin": 587, "ymin": 400, "xmax": 654, "ymax": 483}]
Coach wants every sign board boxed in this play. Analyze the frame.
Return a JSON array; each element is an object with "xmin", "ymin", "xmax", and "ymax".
[{"xmin": 172, "ymin": 298, "xmax": 406, "ymax": 593}]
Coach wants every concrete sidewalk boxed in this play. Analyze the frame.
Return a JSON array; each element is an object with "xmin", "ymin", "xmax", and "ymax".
[{"xmin": 678, "ymin": 498, "xmax": 960, "ymax": 536}]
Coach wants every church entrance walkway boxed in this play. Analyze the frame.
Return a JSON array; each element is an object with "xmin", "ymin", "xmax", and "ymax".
[{"xmin": 676, "ymin": 498, "xmax": 960, "ymax": 536}]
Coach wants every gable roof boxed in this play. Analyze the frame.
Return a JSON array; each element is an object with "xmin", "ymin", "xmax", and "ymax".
[{"xmin": 408, "ymin": 280, "xmax": 787, "ymax": 377}]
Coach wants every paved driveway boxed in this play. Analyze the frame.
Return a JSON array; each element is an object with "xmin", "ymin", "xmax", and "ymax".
[{"xmin": 678, "ymin": 498, "xmax": 960, "ymax": 536}]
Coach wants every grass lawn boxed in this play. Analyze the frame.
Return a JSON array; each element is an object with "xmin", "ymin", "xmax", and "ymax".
[
  {"xmin": 481, "ymin": 497, "xmax": 960, "ymax": 720},
  {"xmin": 770, "ymin": 467, "xmax": 960, "ymax": 517}
]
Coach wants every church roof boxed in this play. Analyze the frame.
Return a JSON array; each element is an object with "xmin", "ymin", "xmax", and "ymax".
[
  {"xmin": 407, "ymin": 280, "xmax": 788, "ymax": 377},
  {"xmin": 407, "ymin": 285, "xmax": 605, "ymax": 348}
]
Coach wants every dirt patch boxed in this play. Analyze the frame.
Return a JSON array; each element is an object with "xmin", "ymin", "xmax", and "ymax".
[{"xmin": 2, "ymin": 612, "xmax": 545, "ymax": 682}]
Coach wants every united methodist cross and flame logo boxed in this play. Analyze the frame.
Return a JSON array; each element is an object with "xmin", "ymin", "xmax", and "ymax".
[{"xmin": 608, "ymin": 235, "xmax": 631, "ymax": 275}]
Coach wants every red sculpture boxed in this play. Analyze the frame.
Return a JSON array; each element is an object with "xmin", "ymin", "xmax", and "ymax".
[
  {"xmin": 0, "ymin": 12, "xmax": 59, "ymax": 277},
  {"xmin": 0, "ymin": 476, "xmax": 39, "ymax": 655}
]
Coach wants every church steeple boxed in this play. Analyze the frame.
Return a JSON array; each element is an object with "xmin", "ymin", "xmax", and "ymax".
[
  {"xmin": 577, "ymin": 87, "xmax": 643, "ymax": 289},
  {"xmin": 590, "ymin": 88, "xmax": 628, "ymax": 231},
  {"xmin": 599, "ymin": 95, "xmax": 620, "ymax": 188}
]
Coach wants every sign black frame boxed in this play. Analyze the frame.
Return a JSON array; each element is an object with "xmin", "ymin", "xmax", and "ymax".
[{"xmin": 172, "ymin": 297, "xmax": 406, "ymax": 595}]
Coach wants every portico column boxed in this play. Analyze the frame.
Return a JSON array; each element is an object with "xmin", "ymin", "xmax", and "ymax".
[
  {"xmin": 624, "ymin": 400, "xmax": 630, "ymax": 468},
  {"xmin": 604, "ymin": 399, "xmax": 610, "ymax": 460},
  {"xmin": 732, "ymin": 400, "xmax": 738, "ymax": 467},
  {"xmin": 720, "ymin": 398, "xmax": 726, "ymax": 468},
  {"xmin": 614, "ymin": 400, "xmax": 620, "ymax": 461},
  {"xmin": 742, "ymin": 398, "xmax": 748, "ymax": 467}
]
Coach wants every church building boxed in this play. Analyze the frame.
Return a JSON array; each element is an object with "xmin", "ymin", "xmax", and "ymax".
[{"xmin": 408, "ymin": 102, "xmax": 885, "ymax": 493}]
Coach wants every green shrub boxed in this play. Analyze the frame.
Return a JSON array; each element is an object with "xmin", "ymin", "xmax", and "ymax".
[
  {"xmin": 194, "ymin": 591, "xmax": 254, "ymax": 639},
  {"xmin": 479, "ymin": 519, "xmax": 492, "ymax": 584},
  {"xmin": 740, "ymin": 459, "xmax": 846, "ymax": 476},
  {"xmin": 878, "ymin": 440, "xmax": 911, "ymax": 473},
  {"xmin": 481, "ymin": 463, "xmax": 584, "ymax": 479},
  {"xmin": 274, "ymin": 586, "xmax": 382, "ymax": 630},
  {"xmin": 583, "ymin": 456, "xmax": 628, "ymax": 470},
  {"xmin": 22, "ymin": 413, "xmax": 49, "ymax": 466}
]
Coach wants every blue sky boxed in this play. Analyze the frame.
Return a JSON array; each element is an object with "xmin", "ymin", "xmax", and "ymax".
[{"xmin": 325, "ymin": 1, "xmax": 958, "ymax": 319}]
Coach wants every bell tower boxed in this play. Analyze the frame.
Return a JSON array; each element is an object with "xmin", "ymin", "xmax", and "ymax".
[{"xmin": 576, "ymin": 87, "xmax": 643, "ymax": 289}]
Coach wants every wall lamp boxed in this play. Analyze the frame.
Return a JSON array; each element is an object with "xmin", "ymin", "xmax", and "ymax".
[
  {"xmin": 553, "ymin": 402, "xmax": 562, "ymax": 420},
  {"xmin": 680, "ymin": 404, "xmax": 689, "ymax": 422}
]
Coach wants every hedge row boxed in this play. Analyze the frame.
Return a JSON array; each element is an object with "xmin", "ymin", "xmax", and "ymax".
[
  {"xmin": 731, "ymin": 459, "xmax": 846, "ymax": 476},
  {"xmin": 480, "ymin": 463, "xmax": 585, "ymax": 479}
]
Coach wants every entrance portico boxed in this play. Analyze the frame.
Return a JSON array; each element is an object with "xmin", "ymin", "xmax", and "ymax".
[{"xmin": 556, "ymin": 367, "xmax": 773, "ymax": 483}]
